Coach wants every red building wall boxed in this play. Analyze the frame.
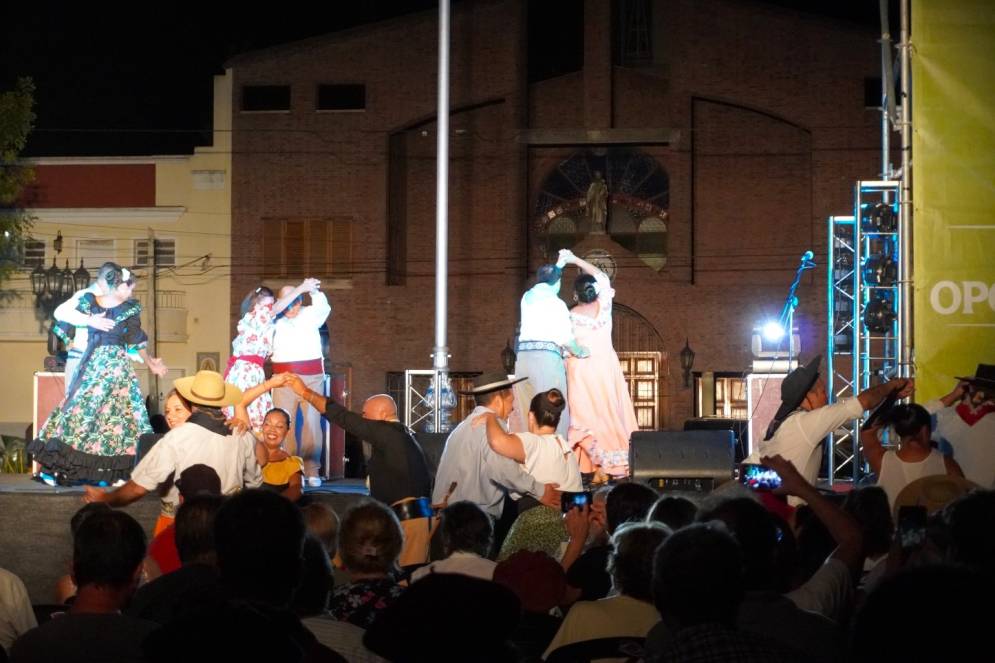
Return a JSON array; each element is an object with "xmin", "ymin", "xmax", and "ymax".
[{"xmin": 229, "ymin": 0, "xmax": 883, "ymax": 427}]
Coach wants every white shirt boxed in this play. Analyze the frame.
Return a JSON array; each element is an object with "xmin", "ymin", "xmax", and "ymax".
[
  {"xmin": 517, "ymin": 431, "xmax": 583, "ymax": 492},
  {"xmin": 877, "ymin": 448, "xmax": 948, "ymax": 508},
  {"xmin": 271, "ymin": 291, "xmax": 332, "ymax": 363},
  {"xmin": 785, "ymin": 557, "xmax": 853, "ymax": 623},
  {"xmin": 753, "ymin": 398, "xmax": 864, "ymax": 501},
  {"xmin": 410, "ymin": 551, "xmax": 497, "ymax": 583},
  {"xmin": 518, "ymin": 282, "xmax": 573, "ymax": 346},
  {"xmin": 130, "ymin": 415, "xmax": 263, "ymax": 515},
  {"xmin": 0, "ymin": 567, "xmax": 37, "ymax": 652},
  {"xmin": 924, "ymin": 398, "xmax": 995, "ymax": 488},
  {"xmin": 53, "ymin": 283, "xmax": 103, "ymax": 351}
]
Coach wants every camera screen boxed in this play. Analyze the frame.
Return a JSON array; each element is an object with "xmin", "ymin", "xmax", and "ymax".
[
  {"xmin": 740, "ymin": 464, "xmax": 782, "ymax": 490},
  {"xmin": 561, "ymin": 491, "xmax": 592, "ymax": 513},
  {"xmin": 897, "ymin": 506, "xmax": 927, "ymax": 550}
]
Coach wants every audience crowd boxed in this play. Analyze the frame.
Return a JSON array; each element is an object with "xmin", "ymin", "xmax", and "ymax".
[{"xmin": 1, "ymin": 364, "xmax": 993, "ymax": 662}]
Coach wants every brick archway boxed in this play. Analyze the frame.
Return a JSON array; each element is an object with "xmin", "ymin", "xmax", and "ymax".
[{"xmin": 612, "ymin": 303, "xmax": 668, "ymax": 429}]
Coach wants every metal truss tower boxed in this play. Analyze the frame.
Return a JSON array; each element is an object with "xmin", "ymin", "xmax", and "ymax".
[{"xmin": 826, "ymin": 181, "xmax": 903, "ymax": 484}]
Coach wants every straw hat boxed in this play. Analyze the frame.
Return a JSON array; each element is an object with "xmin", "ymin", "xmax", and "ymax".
[
  {"xmin": 173, "ymin": 370, "xmax": 243, "ymax": 408},
  {"xmin": 893, "ymin": 474, "xmax": 980, "ymax": 516}
]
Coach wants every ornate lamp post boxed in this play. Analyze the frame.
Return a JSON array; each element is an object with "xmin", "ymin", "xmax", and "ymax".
[{"xmin": 679, "ymin": 338, "xmax": 696, "ymax": 389}]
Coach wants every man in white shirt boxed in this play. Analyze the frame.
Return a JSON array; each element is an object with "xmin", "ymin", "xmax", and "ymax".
[
  {"xmin": 271, "ymin": 282, "xmax": 331, "ymax": 486},
  {"xmin": 83, "ymin": 371, "xmax": 262, "ymax": 520},
  {"xmin": 0, "ymin": 567, "xmax": 36, "ymax": 653},
  {"xmin": 411, "ymin": 501, "xmax": 497, "ymax": 582},
  {"xmin": 923, "ymin": 364, "xmax": 995, "ymax": 488},
  {"xmin": 750, "ymin": 354, "xmax": 912, "ymax": 502},
  {"xmin": 433, "ymin": 373, "xmax": 560, "ymax": 518},
  {"xmin": 511, "ymin": 252, "xmax": 588, "ymax": 437}
]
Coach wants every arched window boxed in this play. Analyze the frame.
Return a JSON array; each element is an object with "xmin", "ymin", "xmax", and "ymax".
[{"xmin": 535, "ymin": 149, "xmax": 669, "ymax": 271}]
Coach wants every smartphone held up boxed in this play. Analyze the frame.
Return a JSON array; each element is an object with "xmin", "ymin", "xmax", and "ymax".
[{"xmin": 739, "ymin": 463, "xmax": 783, "ymax": 491}]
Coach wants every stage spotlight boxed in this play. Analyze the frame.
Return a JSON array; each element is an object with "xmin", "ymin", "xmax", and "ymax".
[
  {"xmin": 864, "ymin": 293, "xmax": 897, "ymax": 333},
  {"xmin": 861, "ymin": 202, "xmax": 897, "ymax": 233},
  {"xmin": 863, "ymin": 254, "xmax": 897, "ymax": 286},
  {"xmin": 762, "ymin": 321, "xmax": 785, "ymax": 342}
]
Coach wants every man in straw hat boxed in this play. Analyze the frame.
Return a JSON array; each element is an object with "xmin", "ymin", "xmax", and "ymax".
[
  {"xmin": 84, "ymin": 371, "xmax": 263, "ymax": 534},
  {"xmin": 923, "ymin": 363, "xmax": 995, "ymax": 488},
  {"xmin": 433, "ymin": 372, "xmax": 561, "ymax": 547},
  {"xmin": 748, "ymin": 355, "xmax": 913, "ymax": 503}
]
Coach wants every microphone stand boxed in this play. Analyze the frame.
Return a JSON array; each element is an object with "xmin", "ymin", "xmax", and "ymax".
[{"xmin": 777, "ymin": 252, "xmax": 817, "ymax": 365}]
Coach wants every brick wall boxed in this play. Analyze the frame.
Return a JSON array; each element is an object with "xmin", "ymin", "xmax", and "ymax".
[{"xmin": 230, "ymin": 0, "xmax": 883, "ymax": 427}]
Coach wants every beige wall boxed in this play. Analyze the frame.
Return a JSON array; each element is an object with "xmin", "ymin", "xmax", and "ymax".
[{"xmin": 0, "ymin": 73, "xmax": 232, "ymax": 436}]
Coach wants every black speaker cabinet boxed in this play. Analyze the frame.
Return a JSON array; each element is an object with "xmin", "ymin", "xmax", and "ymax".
[
  {"xmin": 415, "ymin": 432, "xmax": 449, "ymax": 479},
  {"xmin": 630, "ymin": 430, "xmax": 735, "ymax": 492}
]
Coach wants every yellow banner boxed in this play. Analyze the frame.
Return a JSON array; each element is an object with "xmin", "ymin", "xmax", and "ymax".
[{"xmin": 912, "ymin": 0, "xmax": 995, "ymax": 400}]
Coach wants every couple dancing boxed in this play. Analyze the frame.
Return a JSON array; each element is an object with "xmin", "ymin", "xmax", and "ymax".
[{"xmin": 511, "ymin": 249, "xmax": 638, "ymax": 482}]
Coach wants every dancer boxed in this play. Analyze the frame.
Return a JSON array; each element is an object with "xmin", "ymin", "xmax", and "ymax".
[
  {"xmin": 924, "ymin": 364, "xmax": 995, "ymax": 488},
  {"xmin": 52, "ymin": 262, "xmax": 117, "ymax": 389},
  {"xmin": 564, "ymin": 251, "xmax": 638, "ymax": 480},
  {"xmin": 271, "ymin": 280, "xmax": 331, "ymax": 486},
  {"xmin": 29, "ymin": 263, "xmax": 167, "ymax": 486},
  {"xmin": 510, "ymin": 251, "xmax": 588, "ymax": 437},
  {"xmin": 223, "ymin": 279, "xmax": 319, "ymax": 431}
]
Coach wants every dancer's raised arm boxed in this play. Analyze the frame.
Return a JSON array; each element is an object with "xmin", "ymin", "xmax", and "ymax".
[{"xmin": 472, "ymin": 411, "xmax": 526, "ymax": 462}]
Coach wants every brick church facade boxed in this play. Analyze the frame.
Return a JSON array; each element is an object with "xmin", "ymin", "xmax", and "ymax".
[{"xmin": 227, "ymin": 0, "xmax": 883, "ymax": 430}]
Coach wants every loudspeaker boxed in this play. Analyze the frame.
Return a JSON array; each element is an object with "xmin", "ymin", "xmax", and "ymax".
[
  {"xmin": 683, "ymin": 418, "xmax": 749, "ymax": 463},
  {"xmin": 630, "ymin": 430, "xmax": 735, "ymax": 492},
  {"xmin": 415, "ymin": 432, "xmax": 449, "ymax": 479}
]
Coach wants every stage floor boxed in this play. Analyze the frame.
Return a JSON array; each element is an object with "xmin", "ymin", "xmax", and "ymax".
[{"xmin": 0, "ymin": 473, "xmax": 370, "ymax": 604}]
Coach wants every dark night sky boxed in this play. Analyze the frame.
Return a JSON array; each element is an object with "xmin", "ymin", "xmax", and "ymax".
[{"xmin": 2, "ymin": 1, "xmax": 886, "ymax": 157}]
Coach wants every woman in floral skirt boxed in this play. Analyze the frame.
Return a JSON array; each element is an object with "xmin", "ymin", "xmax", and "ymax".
[
  {"xmin": 223, "ymin": 278, "xmax": 320, "ymax": 431},
  {"xmin": 29, "ymin": 263, "xmax": 168, "ymax": 486}
]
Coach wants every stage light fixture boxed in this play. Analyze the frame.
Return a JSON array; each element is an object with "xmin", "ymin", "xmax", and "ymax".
[
  {"xmin": 861, "ymin": 202, "xmax": 897, "ymax": 233},
  {"xmin": 863, "ymin": 254, "xmax": 897, "ymax": 286},
  {"xmin": 864, "ymin": 293, "xmax": 897, "ymax": 333},
  {"xmin": 762, "ymin": 321, "xmax": 785, "ymax": 342}
]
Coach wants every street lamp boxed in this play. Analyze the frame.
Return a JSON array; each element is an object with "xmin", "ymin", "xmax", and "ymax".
[
  {"xmin": 73, "ymin": 259, "xmax": 91, "ymax": 291},
  {"xmin": 679, "ymin": 338, "xmax": 695, "ymax": 388},
  {"xmin": 501, "ymin": 339, "xmax": 517, "ymax": 376},
  {"xmin": 60, "ymin": 260, "xmax": 74, "ymax": 298}
]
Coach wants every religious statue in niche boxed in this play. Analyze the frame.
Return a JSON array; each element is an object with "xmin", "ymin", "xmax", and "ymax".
[{"xmin": 586, "ymin": 171, "xmax": 609, "ymax": 234}]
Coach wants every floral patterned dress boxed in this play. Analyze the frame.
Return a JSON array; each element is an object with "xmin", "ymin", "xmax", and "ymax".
[
  {"xmin": 328, "ymin": 578, "xmax": 405, "ymax": 628},
  {"xmin": 224, "ymin": 303, "xmax": 275, "ymax": 429},
  {"xmin": 29, "ymin": 294, "xmax": 152, "ymax": 485}
]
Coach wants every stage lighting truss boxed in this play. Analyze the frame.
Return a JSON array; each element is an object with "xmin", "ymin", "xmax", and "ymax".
[{"xmin": 826, "ymin": 181, "xmax": 904, "ymax": 485}]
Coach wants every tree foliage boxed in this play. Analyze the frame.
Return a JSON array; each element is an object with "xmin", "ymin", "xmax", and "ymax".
[{"xmin": 0, "ymin": 77, "xmax": 37, "ymax": 286}]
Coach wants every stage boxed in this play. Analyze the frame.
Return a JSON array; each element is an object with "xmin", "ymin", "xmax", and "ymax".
[{"xmin": 0, "ymin": 474, "xmax": 370, "ymax": 604}]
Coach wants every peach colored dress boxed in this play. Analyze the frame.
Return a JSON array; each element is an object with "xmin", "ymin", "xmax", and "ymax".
[{"xmin": 565, "ymin": 273, "xmax": 638, "ymax": 477}]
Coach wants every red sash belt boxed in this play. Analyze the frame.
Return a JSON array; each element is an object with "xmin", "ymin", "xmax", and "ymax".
[
  {"xmin": 223, "ymin": 354, "xmax": 266, "ymax": 379},
  {"xmin": 272, "ymin": 359, "xmax": 323, "ymax": 375}
]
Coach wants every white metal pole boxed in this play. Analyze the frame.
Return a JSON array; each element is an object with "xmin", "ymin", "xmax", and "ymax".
[
  {"xmin": 879, "ymin": 0, "xmax": 894, "ymax": 179},
  {"xmin": 432, "ymin": 0, "xmax": 451, "ymax": 431},
  {"xmin": 899, "ymin": 0, "xmax": 913, "ymax": 378}
]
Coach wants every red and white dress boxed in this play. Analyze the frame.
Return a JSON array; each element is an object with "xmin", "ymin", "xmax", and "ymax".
[{"xmin": 224, "ymin": 303, "xmax": 275, "ymax": 430}]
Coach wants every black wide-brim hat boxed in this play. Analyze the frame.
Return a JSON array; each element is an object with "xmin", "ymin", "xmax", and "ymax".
[
  {"xmin": 459, "ymin": 371, "xmax": 528, "ymax": 395},
  {"xmin": 955, "ymin": 364, "xmax": 995, "ymax": 389},
  {"xmin": 771, "ymin": 354, "xmax": 822, "ymax": 423}
]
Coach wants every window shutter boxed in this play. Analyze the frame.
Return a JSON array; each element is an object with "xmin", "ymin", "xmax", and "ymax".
[
  {"xmin": 263, "ymin": 219, "xmax": 283, "ymax": 278},
  {"xmin": 309, "ymin": 218, "xmax": 330, "ymax": 277},
  {"xmin": 330, "ymin": 218, "xmax": 352, "ymax": 277},
  {"xmin": 284, "ymin": 220, "xmax": 307, "ymax": 278}
]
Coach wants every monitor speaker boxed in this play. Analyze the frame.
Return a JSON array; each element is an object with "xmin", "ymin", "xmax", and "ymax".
[
  {"xmin": 415, "ymin": 432, "xmax": 449, "ymax": 479},
  {"xmin": 630, "ymin": 430, "xmax": 735, "ymax": 492}
]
